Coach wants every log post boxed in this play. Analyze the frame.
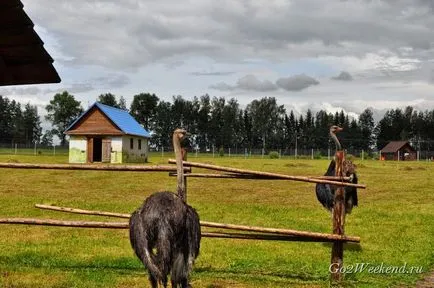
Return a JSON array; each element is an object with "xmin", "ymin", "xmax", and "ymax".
[
  {"xmin": 331, "ymin": 150, "xmax": 346, "ymax": 282},
  {"xmin": 182, "ymin": 147, "xmax": 188, "ymax": 202}
]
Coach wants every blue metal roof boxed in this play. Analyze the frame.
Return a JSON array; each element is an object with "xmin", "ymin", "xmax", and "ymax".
[{"xmin": 65, "ymin": 102, "xmax": 151, "ymax": 138}]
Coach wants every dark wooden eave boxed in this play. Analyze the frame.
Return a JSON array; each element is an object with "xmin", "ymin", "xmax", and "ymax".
[{"xmin": 0, "ymin": 0, "xmax": 61, "ymax": 86}]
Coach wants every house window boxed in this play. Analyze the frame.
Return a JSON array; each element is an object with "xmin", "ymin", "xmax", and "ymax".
[
  {"xmin": 130, "ymin": 138, "xmax": 134, "ymax": 149},
  {"xmin": 138, "ymin": 139, "xmax": 142, "ymax": 150}
]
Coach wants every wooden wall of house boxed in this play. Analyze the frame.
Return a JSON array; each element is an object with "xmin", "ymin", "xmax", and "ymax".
[{"xmin": 67, "ymin": 108, "xmax": 123, "ymax": 135}]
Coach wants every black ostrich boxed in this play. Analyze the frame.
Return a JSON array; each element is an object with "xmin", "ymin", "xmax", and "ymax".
[
  {"xmin": 315, "ymin": 126, "xmax": 358, "ymax": 214},
  {"xmin": 129, "ymin": 129, "xmax": 201, "ymax": 288}
]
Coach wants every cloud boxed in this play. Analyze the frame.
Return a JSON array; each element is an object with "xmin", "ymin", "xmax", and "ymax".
[
  {"xmin": 22, "ymin": 0, "xmax": 434, "ymax": 71},
  {"xmin": 210, "ymin": 74, "xmax": 277, "ymax": 92},
  {"xmin": 92, "ymin": 74, "xmax": 130, "ymax": 88},
  {"xmin": 209, "ymin": 82, "xmax": 234, "ymax": 91},
  {"xmin": 332, "ymin": 71, "xmax": 353, "ymax": 81},
  {"xmin": 276, "ymin": 74, "xmax": 319, "ymax": 91},
  {"xmin": 236, "ymin": 75, "xmax": 278, "ymax": 91},
  {"xmin": 190, "ymin": 71, "xmax": 235, "ymax": 76},
  {"xmin": 0, "ymin": 87, "xmax": 41, "ymax": 95}
]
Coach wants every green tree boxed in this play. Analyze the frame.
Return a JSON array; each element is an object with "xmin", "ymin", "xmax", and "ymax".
[
  {"xmin": 358, "ymin": 108, "xmax": 375, "ymax": 150},
  {"xmin": 246, "ymin": 97, "xmax": 285, "ymax": 150},
  {"xmin": 23, "ymin": 103, "xmax": 42, "ymax": 145},
  {"xmin": 118, "ymin": 96, "xmax": 127, "ymax": 110},
  {"xmin": 97, "ymin": 93, "xmax": 118, "ymax": 107},
  {"xmin": 152, "ymin": 101, "xmax": 173, "ymax": 148},
  {"xmin": 197, "ymin": 94, "xmax": 211, "ymax": 150},
  {"xmin": 40, "ymin": 130, "xmax": 54, "ymax": 147},
  {"xmin": 45, "ymin": 91, "xmax": 83, "ymax": 146},
  {"xmin": 130, "ymin": 93, "xmax": 159, "ymax": 130},
  {"xmin": 10, "ymin": 100, "xmax": 24, "ymax": 144}
]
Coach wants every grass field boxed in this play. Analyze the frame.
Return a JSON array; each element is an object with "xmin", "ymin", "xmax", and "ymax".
[{"xmin": 0, "ymin": 152, "xmax": 433, "ymax": 287}]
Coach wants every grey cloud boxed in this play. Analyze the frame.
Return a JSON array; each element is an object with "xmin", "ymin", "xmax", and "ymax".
[
  {"xmin": 190, "ymin": 71, "xmax": 235, "ymax": 76},
  {"xmin": 332, "ymin": 71, "xmax": 353, "ymax": 81},
  {"xmin": 0, "ymin": 87, "xmax": 41, "ymax": 95},
  {"xmin": 22, "ymin": 0, "xmax": 434, "ymax": 71},
  {"xmin": 276, "ymin": 74, "xmax": 319, "ymax": 91},
  {"xmin": 92, "ymin": 74, "xmax": 130, "ymax": 88},
  {"xmin": 68, "ymin": 83, "xmax": 94, "ymax": 93},
  {"xmin": 209, "ymin": 82, "xmax": 234, "ymax": 91},
  {"xmin": 210, "ymin": 75, "xmax": 277, "ymax": 92},
  {"xmin": 236, "ymin": 75, "xmax": 278, "ymax": 91}
]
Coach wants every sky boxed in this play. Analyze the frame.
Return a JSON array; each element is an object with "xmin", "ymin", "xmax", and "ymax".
[{"xmin": 2, "ymin": 0, "xmax": 434, "ymax": 127}]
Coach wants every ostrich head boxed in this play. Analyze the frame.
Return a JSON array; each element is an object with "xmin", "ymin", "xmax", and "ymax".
[
  {"xmin": 173, "ymin": 128, "xmax": 190, "ymax": 143},
  {"xmin": 329, "ymin": 125, "xmax": 343, "ymax": 151}
]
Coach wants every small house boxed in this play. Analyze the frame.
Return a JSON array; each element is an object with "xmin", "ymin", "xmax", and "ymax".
[
  {"xmin": 65, "ymin": 102, "xmax": 151, "ymax": 163},
  {"xmin": 380, "ymin": 141, "xmax": 416, "ymax": 161}
]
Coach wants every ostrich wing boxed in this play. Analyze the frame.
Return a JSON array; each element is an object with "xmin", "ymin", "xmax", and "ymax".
[{"xmin": 315, "ymin": 160, "xmax": 336, "ymax": 211}]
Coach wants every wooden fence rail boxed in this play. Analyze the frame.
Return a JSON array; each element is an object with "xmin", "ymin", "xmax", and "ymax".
[{"xmin": 33, "ymin": 204, "xmax": 360, "ymax": 243}]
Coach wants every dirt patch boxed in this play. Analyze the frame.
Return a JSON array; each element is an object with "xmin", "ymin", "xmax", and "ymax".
[
  {"xmin": 415, "ymin": 270, "xmax": 434, "ymax": 287},
  {"xmin": 401, "ymin": 166, "xmax": 427, "ymax": 171},
  {"xmin": 285, "ymin": 163, "xmax": 313, "ymax": 168}
]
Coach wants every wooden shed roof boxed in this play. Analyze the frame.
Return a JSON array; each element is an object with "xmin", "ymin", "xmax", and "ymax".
[
  {"xmin": 65, "ymin": 102, "xmax": 151, "ymax": 138},
  {"xmin": 381, "ymin": 141, "xmax": 415, "ymax": 153},
  {"xmin": 0, "ymin": 0, "xmax": 61, "ymax": 86}
]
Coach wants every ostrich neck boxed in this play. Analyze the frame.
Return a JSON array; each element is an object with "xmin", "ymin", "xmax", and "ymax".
[
  {"xmin": 173, "ymin": 133, "xmax": 185, "ymax": 199},
  {"xmin": 330, "ymin": 131, "xmax": 342, "ymax": 151}
]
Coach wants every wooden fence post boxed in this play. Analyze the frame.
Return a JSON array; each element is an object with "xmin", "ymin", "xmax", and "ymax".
[
  {"xmin": 182, "ymin": 147, "xmax": 188, "ymax": 202},
  {"xmin": 331, "ymin": 150, "xmax": 345, "ymax": 282}
]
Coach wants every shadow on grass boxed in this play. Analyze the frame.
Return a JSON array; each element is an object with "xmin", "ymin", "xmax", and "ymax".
[
  {"xmin": 1, "ymin": 252, "xmax": 331, "ymax": 284},
  {"xmin": 195, "ymin": 266, "xmax": 327, "ymax": 282},
  {"xmin": 321, "ymin": 242, "xmax": 363, "ymax": 251}
]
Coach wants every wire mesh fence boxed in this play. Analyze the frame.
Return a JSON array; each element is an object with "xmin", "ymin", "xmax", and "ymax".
[
  {"xmin": 151, "ymin": 146, "xmax": 434, "ymax": 161},
  {"xmin": 2, "ymin": 143, "xmax": 433, "ymax": 161},
  {"xmin": 0, "ymin": 143, "xmax": 68, "ymax": 156}
]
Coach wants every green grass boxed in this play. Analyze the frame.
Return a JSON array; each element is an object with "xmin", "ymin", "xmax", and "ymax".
[{"xmin": 0, "ymin": 153, "xmax": 433, "ymax": 287}]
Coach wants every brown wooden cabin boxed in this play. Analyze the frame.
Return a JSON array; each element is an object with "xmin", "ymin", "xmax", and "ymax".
[
  {"xmin": 380, "ymin": 141, "xmax": 416, "ymax": 161},
  {"xmin": 0, "ymin": 0, "xmax": 60, "ymax": 86},
  {"xmin": 65, "ymin": 102, "xmax": 151, "ymax": 163}
]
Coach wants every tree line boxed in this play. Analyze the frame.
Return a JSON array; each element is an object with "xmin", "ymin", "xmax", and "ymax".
[
  {"xmin": 0, "ymin": 95, "xmax": 42, "ymax": 146},
  {"xmin": 1, "ymin": 92, "xmax": 434, "ymax": 153}
]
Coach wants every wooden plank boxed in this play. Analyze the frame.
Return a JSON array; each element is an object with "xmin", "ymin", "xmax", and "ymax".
[
  {"xmin": 0, "ymin": 218, "xmax": 128, "ymax": 229},
  {"xmin": 34, "ymin": 204, "xmax": 360, "ymax": 243},
  {"xmin": 1, "ymin": 63, "xmax": 60, "ymax": 85},
  {"xmin": 35, "ymin": 204, "xmax": 130, "ymax": 219},
  {"xmin": 87, "ymin": 138, "xmax": 93, "ymax": 163},
  {"xmin": 0, "ymin": 162, "xmax": 192, "ymax": 172},
  {"xmin": 0, "ymin": 44, "xmax": 52, "ymax": 64},
  {"xmin": 0, "ymin": 27, "xmax": 42, "ymax": 47},
  {"xmin": 0, "ymin": 5, "xmax": 33, "ymax": 29},
  {"xmin": 0, "ymin": 0, "xmax": 23, "ymax": 9},
  {"xmin": 169, "ymin": 172, "xmax": 351, "ymax": 181},
  {"xmin": 168, "ymin": 159, "xmax": 366, "ymax": 189},
  {"xmin": 201, "ymin": 232, "xmax": 343, "ymax": 242},
  {"xmin": 0, "ymin": 217, "xmax": 356, "ymax": 243},
  {"xmin": 67, "ymin": 108, "xmax": 122, "ymax": 135},
  {"xmin": 331, "ymin": 150, "xmax": 346, "ymax": 281},
  {"xmin": 102, "ymin": 138, "xmax": 111, "ymax": 163}
]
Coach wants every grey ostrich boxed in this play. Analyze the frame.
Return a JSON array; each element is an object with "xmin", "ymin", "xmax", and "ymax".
[
  {"xmin": 129, "ymin": 128, "xmax": 201, "ymax": 288},
  {"xmin": 315, "ymin": 126, "xmax": 358, "ymax": 213}
]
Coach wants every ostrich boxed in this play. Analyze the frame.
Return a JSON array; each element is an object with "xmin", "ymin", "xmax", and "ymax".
[
  {"xmin": 129, "ymin": 128, "xmax": 201, "ymax": 288},
  {"xmin": 315, "ymin": 126, "xmax": 358, "ymax": 214}
]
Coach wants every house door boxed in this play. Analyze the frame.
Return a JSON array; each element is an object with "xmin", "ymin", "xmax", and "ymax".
[
  {"xmin": 87, "ymin": 138, "xmax": 94, "ymax": 163},
  {"xmin": 102, "ymin": 138, "xmax": 111, "ymax": 163}
]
